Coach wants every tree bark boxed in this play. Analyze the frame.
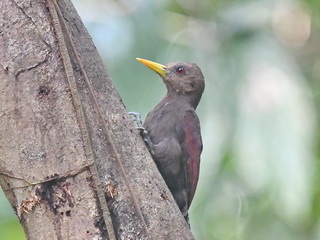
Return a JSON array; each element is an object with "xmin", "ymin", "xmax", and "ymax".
[{"xmin": 0, "ymin": 0, "xmax": 194, "ymax": 239}]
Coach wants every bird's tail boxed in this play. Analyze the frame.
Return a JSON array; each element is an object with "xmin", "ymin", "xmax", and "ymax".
[{"xmin": 184, "ymin": 212, "xmax": 190, "ymax": 228}]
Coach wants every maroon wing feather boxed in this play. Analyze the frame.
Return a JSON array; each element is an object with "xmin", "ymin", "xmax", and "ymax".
[{"xmin": 183, "ymin": 110, "xmax": 202, "ymax": 206}]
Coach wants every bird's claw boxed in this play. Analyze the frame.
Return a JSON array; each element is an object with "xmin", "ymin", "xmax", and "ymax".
[
  {"xmin": 136, "ymin": 126, "xmax": 148, "ymax": 136},
  {"xmin": 129, "ymin": 112, "xmax": 155, "ymax": 155},
  {"xmin": 129, "ymin": 112, "xmax": 143, "ymax": 128},
  {"xmin": 129, "ymin": 112, "xmax": 146, "ymax": 135}
]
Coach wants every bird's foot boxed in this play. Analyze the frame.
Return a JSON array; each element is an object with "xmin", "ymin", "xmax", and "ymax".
[
  {"xmin": 129, "ymin": 112, "xmax": 143, "ymax": 128},
  {"xmin": 129, "ymin": 112, "xmax": 155, "ymax": 155},
  {"xmin": 129, "ymin": 112, "xmax": 147, "ymax": 135}
]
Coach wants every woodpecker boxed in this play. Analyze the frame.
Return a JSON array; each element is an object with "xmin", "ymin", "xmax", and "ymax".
[{"xmin": 136, "ymin": 57, "xmax": 204, "ymax": 221}]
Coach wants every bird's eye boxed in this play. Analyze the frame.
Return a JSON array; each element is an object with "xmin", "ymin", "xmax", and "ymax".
[{"xmin": 175, "ymin": 66, "xmax": 185, "ymax": 75}]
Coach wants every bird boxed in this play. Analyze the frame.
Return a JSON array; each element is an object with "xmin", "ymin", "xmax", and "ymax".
[{"xmin": 136, "ymin": 57, "xmax": 205, "ymax": 221}]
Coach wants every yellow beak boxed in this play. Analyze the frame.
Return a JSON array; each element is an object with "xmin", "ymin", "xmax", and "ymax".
[{"xmin": 136, "ymin": 58, "xmax": 167, "ymax": 77}]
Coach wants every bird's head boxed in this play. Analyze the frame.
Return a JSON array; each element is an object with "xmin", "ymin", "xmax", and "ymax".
[{"xmin": 136, "ymin": 58, "xmax": 205, "ymax": 108}]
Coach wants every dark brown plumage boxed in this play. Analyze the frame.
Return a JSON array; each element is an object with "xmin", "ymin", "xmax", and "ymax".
[{"xmin": 137, "ymin": 58, "xmax": 205, "ymax": 221}]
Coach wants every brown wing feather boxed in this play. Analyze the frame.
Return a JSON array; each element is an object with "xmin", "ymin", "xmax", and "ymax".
[{"xmin": 183, "ymin": 110, "xmax": 202, "ymax": 206}]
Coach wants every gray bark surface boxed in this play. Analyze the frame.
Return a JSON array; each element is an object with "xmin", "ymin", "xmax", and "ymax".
[{"xmin": 0, "ymin": 0, "xmax": 194, "ymax": 239}]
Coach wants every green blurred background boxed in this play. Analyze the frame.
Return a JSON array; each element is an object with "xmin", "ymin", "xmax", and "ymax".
[{"xmin": 2, "ymin": 0, "xmax": 320, "ymax": 239}]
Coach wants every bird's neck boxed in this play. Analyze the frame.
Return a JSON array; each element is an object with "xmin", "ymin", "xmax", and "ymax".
[{"xmin": 165, "ymin": 90, "xmax": 200, "ymax": 110}]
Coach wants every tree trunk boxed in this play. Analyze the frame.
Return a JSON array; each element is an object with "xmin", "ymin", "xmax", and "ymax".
[{"xmin": 0, "ymin": 0, "xmax": 194, "ymax": 239}]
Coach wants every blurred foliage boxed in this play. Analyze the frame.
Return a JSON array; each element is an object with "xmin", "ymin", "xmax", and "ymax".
[
  {"xmin": 0, "ymin": 191, "xmax": 25, "ymax": 239},
  {"xmin": 1, "ymin": 0, "xmax": 320, "ymax": 239}
]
